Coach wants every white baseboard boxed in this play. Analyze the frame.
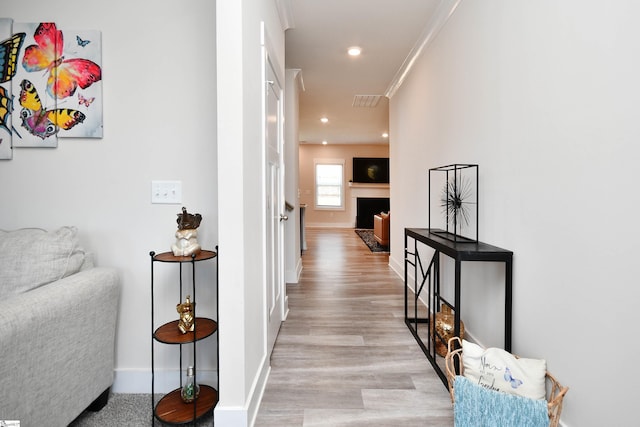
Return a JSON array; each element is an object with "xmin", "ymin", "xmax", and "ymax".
[
  {"xmin": 283, "ymin": 294, "xmax": 290, "ymax": 320},
  {"xmin": 214, "ymin": 405, "xmax": 250, "ymax": 427},
  {"xmin": 388, "ymin": 253, "xmax": 404, "ymax": 279},
  {"xmin": 247, "ymin": 357, "xmax": 271, "ymax": 427},
  {"xmin": 213, "ymin": 353, "xmax": 270, "ymax": 427},
  {"xmin": 285, "ymin": 256, "xmax": 303, "ymax": 283}
]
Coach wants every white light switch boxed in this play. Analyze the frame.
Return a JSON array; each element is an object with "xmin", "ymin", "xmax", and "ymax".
[{"xmin": 151, "ymin": 181, "xmax": 182, "ymax": 204}]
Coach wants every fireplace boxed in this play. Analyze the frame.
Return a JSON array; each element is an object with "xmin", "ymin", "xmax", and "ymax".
[{"xmin": 356, "ymin": 197, "xmax": 390, "ymax": 229}]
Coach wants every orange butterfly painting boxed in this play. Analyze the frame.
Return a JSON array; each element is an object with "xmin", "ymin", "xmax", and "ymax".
[
  {"xmin": 21, "ymin": 22, "xmax": 101, "ymax": 100},
  {"xmin": 18, "ymin": 79, "xmax": 85, "ymax": 139}
]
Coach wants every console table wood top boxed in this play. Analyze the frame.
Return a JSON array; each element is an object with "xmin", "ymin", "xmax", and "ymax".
[{"xmin": 405, "ymin": 228, "xmax": 513, "ymax": 262}]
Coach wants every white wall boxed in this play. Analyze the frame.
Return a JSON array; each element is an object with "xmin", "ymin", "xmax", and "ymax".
[
  {"xmin": 284, "ymin": 69, "xmax": 302, "ymax": 284},
  {"xmin": 0, "ymin": 0, "xmax": 218, "ymax": 391},
  {"xmin": 389, "ymin": 1, "xmax": 639, "ymax": 426},
  {"xmin": 216, "ymin": 0, "xmax": 285, "ymax": 425}
]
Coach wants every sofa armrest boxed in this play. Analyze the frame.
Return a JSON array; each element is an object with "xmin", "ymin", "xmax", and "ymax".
[
  {"xmin": 373, "ymin": 213, "xmax": 390, "ymax": 246},
  {"xmin": 0, "ymin": 267, "xmax": 120, "ymax": 426}
]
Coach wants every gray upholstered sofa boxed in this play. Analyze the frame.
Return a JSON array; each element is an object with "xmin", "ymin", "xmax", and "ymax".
[{"xmin": 0, "ymin": 227, "xmax": 120, "ymax": 426}]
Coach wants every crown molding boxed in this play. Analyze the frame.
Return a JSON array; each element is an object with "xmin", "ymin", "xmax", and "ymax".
[
  {"xmin": 276, "ymin": 0, "xmax": 295, "ymax": 31},
  {"xmin": 385, "ymin": 0, "xmax": 463, "ymax": 98},
  {"xmin": 288, "ymin": 68, "xmax": 305, "ymax": 92}
]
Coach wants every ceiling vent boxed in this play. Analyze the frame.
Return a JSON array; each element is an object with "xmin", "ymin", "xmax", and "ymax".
[{"xmin": 352, "ymin": 94, "xmax": 382, "ymax": 108}]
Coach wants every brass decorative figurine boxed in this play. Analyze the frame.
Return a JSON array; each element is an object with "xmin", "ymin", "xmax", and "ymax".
[
  {"xmin": 432, "ymin": 304, "xmax": 465, "ymax": 357},
  {"xmin": 177, "ymin": 295, "xmax": 196, "ymax": 334},
  {"xmin": 171, "ymin": 207, "xmax": 202, "ymax": 256}
]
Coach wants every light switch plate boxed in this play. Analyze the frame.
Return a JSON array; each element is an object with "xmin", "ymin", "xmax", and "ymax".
[{"xmin": 151, "ymin": 181, "xmax": 182, "ymax": 204}]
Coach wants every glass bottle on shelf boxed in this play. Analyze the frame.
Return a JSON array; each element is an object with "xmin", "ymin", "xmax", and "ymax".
[{"xmin": 181, "ymin": 366, "xmax": 200, "ymax": 403}]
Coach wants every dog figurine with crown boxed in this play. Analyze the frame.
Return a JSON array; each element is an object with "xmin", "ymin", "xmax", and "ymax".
[{"xmin": 171, "ymin": 207, "xmax": 203, "ymax": 256}]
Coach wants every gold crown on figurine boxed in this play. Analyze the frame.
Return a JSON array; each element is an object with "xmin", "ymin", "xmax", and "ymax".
[{"xmin": 177, "ymin": 206, "xmax": 202, "ymax": 230}]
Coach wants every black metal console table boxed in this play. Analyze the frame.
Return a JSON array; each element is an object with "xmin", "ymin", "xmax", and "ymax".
[{"xmin": 404, "ymin": 228, "xmax": 513, "ymax": 386}]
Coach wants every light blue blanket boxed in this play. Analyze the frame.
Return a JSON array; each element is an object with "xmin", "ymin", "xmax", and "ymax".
[{"xmin": 454, "ymin": 376, "xmax": 549, "ymax": 427}]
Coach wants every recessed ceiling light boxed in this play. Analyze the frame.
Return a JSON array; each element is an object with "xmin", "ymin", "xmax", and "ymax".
[
  {"xmin": 347, "ymin": 46, "xmax": 361, "ymax": 56},
  {"xmin": 382, "ymin": 132, "xmax": 389, "ymax": 138},
  {"xmin": 322, "ymin": 140, "xmax": 328, "ymax": 145},
  {"xmin": 320, "ymin": 117, "xmax": 329, "ymax": 123}
]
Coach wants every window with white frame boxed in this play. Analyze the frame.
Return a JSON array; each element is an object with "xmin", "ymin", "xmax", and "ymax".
[{"xmin": 315, "ymin": 160, "xmax": 344, "ymax": 209}]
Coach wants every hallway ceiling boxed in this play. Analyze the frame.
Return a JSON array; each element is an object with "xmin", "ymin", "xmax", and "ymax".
[{"xmin": 285, "ymin": 0, "xmax": 442, "ymax": 145}]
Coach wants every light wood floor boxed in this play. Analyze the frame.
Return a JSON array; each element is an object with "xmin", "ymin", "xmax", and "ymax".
[{"xmin": 254, "ymin": 228, "xmax": 454, "ymax": 427}]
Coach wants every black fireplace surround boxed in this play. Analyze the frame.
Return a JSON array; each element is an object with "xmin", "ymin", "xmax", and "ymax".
[{"xmin": 356, "ymin": 197, "xmax": 390, "ymax": 229}]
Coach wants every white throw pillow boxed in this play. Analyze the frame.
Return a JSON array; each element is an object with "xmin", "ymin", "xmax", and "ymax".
[{"xmin": 462, "ymin": 339, "xmax": 547, "ymax": 400}]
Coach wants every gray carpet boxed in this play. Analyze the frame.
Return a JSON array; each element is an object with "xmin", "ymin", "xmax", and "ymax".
[{"xmin": 70, "ymin": 394, "xmax": 213, "ymax": 426}]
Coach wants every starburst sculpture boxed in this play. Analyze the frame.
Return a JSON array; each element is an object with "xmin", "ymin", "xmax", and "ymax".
[{"xmin": 441, "ymin": 175, "xmax": 473, "ymax": 230}]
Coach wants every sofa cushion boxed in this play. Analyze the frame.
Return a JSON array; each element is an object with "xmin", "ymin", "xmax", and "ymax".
[{"xmin": 0, "ymin": 227, "xmax": 86, "ymax": 297}]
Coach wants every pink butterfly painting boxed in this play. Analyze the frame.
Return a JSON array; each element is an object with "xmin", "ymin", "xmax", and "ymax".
[
  {"xmin": 21, "ymin": 22, "xmax": 101, "ymax": 100},
  {"xmin": 78, "ymin": 93, "xmax": 94, "ymax": 107}
]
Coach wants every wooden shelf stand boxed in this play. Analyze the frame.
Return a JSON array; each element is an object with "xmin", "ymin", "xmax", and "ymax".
[{"xmin": 150, "ymin": 249, "xmax": 219, "ymax": 425}]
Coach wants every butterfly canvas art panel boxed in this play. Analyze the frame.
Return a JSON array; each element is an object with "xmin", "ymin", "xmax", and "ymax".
[
  {"xmin": 12, "ymin": 22, "xmax": 57, "ymax": 147},
  {"xmin": 0, "ymin": 18, "xmax": 17, "ymax": 159},
  {"xmin": 11, "ymin": 23, "xmax": 103, "ymax": 145},
  {"xmin": 20, "ymin": 22, "xmax": 101, "ymax": 100},
  {"xmin": 58, "ymin": 29, "xmax": 102, "ymax": 138}
]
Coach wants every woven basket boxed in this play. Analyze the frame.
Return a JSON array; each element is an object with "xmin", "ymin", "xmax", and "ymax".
[{"xmin": 444, "ymin": 337, "xmax": 568, "ymax": 427}]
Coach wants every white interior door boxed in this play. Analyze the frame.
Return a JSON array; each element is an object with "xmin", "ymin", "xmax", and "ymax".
[{"xmin": 265, "ymin": 52, "xmax": 285, "ymax": 357}]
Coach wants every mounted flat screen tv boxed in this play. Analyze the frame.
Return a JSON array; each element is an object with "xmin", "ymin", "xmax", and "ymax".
[{"xmin": 352, "ymin": 157, "xmax": 389, "ymax": 184}]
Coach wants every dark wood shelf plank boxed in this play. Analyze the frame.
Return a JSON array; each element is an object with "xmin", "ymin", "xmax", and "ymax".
[
  {"xmin": 153, "ymin": 249, "xmax": 217, "ymax": 263},
  {"xmin": 154, "ymin": 318, "xmax": 217, "ymax": 344},
  {"xmin": 155, "ymin": 385, "xmax": 218, "ymax": 424}
]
